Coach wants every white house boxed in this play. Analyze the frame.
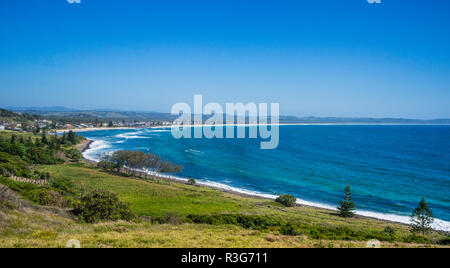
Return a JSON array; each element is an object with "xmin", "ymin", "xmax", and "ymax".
[{"xmin": 0, "ymin": 125, "xmax": 5, "ymax": 130}]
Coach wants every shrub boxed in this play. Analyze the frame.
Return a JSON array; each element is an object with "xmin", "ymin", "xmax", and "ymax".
[
  {"xmin": 49, "ymin": 177, "xmax": 76, "ymax": 195},
  {"xmin": 439, "ymin": 237, "xmax": 450, "ymax": 245},
  {"xmin": 186, "ymin": 214, "xmax": 284, "ymax": 230},
  {"xmin": 280, "ymin": 223, "xmax": 301, "ymax": 236},
  {"xmin": 0, "ymin": 177, "xmax": 69, "ymax": 207},
  {"xmin": 305, "ymin": 225, "xmax": 396, "ymax": 242},
  {"xmin": 188, "ymin": 178, "xmax": 196, "ymax": 185},
  {"xmin": 0, "ymin": 152, "xmax": 32, "ymax": 177},
  {"xmin": 73, "ymin": 190, "xmax": 136, "ymax": 223},
  {"xmin": 383, "ymin": 226, "xmax": 396, "ymax": 235},
  {"xmin": 24, "ymin": 188, "xmax": 70, "ymax": 207},
  {"xmin": 39, "ymin": 172, "xmax": 51, "ymax": 180},
  {"xmin": 64, "ymin": 148, "xmax": 82, "ymax": 161},
  {"xmin": 404, "ymin": 234, "xmax": 431, "ymax": 244},
  {"xmin": 32, "ymin": 230, "xmax": 58, "ymax": 240},
  {"xmin": 155, "ymin": 213, "xmax": 184, "ymax": 225},
  {"xmin": 275, "ymin": 194, "xmax": 297, "ymax": 207}
]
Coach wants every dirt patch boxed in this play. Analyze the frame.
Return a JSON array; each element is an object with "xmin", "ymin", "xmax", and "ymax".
[
  {"xmin": 0, "ymin": 183, "xmax": 72, "ymax": 217},
  {"xmin": 0, "ymin": 183, "xmax": 28, "ymax": 209}
]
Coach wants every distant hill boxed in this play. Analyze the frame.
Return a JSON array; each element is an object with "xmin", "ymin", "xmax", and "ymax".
[
  {"xmin": 0, "ymin": 108, "xmax": 38, "ymax": 124},
  {"xmin": 0, "ymin": 108, "xmax": 20, "ymax": 118},
  {"xmin": 2, "ymin": 107, "xmax": 449, "ymax": 124},
  {"xmin": 4, "ymin": 106, "xmax": 78, "ymax": 112}
]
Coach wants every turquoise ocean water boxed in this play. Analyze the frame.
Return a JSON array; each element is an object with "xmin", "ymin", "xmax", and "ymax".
[{"xmin": 79, "ymin": 125, "xmax": 450, "ymax": 231}]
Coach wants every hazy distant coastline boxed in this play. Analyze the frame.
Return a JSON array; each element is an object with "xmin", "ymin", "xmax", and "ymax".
[
  {"xmin": 5, "ymin": 106, "xmax": 450, "ymax": 125},
  {"xmin": 58, "ymin": 122, "xmax": 450, "ymax": 134}
]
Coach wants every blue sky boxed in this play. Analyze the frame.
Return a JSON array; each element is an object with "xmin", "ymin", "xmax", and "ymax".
[{"xmin": 0, "ymin": 0, "xmax": 449, "ymax": 119}]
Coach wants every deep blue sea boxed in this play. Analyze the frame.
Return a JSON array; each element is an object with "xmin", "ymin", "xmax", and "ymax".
[{"xmin": 79, "ymin": 125, "xmax": 450, "ymax": 231}]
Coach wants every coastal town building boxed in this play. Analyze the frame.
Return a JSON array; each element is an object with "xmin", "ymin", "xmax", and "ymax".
[{"xmin": 0, "ymin": 125, "xmax": 5, "ymax": 130}]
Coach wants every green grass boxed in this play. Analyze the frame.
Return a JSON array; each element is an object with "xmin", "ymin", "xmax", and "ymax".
[
  {"xmin": 41, "ymin": 164, "xmax": 447, "ymax": 242},
  {"xmin": 0, "ymin": 131, "xmax": 40, "ymax": 142},
  {"xmin": 0, "ymin": 206, "xmax": 444, "ymax": 248},
  {"xmin": 41, "ymin": 164, "xmax": 258, "ymax": 216},
  {"xmin": 0, "ymin": 162, "xmax": 446, "ymax": 248}
]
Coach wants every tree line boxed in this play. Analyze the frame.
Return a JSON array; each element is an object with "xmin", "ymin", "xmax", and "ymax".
[
  {"xmin": 0, "ymin": 131, "xmax": 83, "ymax": 178},
  {"xmin": 98, "ymin": 150, "xmax": 183, "ymax": 176}
]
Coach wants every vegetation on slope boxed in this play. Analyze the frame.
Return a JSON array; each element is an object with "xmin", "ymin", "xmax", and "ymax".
[{"xmin": 1, "ymin": 131, "xmax": 449, "ymax": 248}]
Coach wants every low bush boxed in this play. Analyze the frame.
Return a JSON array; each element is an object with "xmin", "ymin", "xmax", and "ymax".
[
  {"xmin": 438, "ymin": 237, "xmax": 450, "ymax": 245},
  {"xmin": 383, "ymin": 226, "xmax": 396, "ymax": 235},
  {"xmin": 403, "ymin": 234, "xmax": 431, "ymax": 244},
  {"xmin": 73, "ymin": 190, "xmax": 136, "ymax": 223},
  {"xmin": 32, "ymin": 230, "xmax": 58, "ymax": 240},
  {"xmin": 304, "ymin": 225, "xmax": 396, "ymax": 242},
  {"xmin": 0, "ymin": 152, "xmax": 32, "ymax": 177},
  {"xmin": 49, "ymin": 177, "xmax": 76, "ymax": 195},
  {"xmin": 154, "ymin": 213, "xmax": 184, "ymax": 225},
  {"xmin": 188, "ymin": 178, "xmax": 196, "ymax": 185},
  {"xmin": 275, "ymin": 194, "xmax": 297, "ymax": 207},
  {"xmin": 280, "ymin": 223, "xmax": 301, "ymax": 236},
  {"xmin": 64, "ymin": 148, "xmax": 83, "ymax": 161},
  {"xmin": 0, "ymin": 177, "xmax": 70, "ymax": 207}
]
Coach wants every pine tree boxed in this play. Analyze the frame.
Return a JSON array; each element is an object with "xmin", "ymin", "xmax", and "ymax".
[
  {"xmin": 67, "ymin": 130, "xmax": 77, "ymax": 144},
  {"xmin": 337, "ymin": 185, "xmax": 355, "ymax": 218},
  {"xmin": 10, "ymin": 134, "xmax": 16, "ymax": 144},
  {"xmin": 410, "ymin": 197, "xmax": 434, "ymax": 235},
  {"xmin": 35, "ymin": 123, "xmax": 41, "ymax": 134},
  {"xmin": 26, "ymin": 137, "xmax": 33, "ymax": 146},
  {"xmin": 41, "ymin": 134, "xmax": 48, "ymax": 145}
]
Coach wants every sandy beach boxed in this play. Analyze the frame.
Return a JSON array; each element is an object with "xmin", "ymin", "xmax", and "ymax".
[{"xmin": 57, "ymin": 122, "xmax": 450, "ymax": 134}]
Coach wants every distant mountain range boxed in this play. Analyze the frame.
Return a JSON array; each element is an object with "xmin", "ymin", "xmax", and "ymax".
[
  {"xmin": 3, "ymin": 106, "xmax": 450, "ymax": 124},
  {"xmin": 4, "ymin": 106, "xmax": 78, "ymax": 112}
]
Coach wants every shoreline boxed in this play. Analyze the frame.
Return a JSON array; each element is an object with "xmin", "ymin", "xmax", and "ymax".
[
  {"xmin": 80, "ymin": 137, "xmax": 450, "ymax": 233},
  {"xmin": 57, "ymin": 122, "xmax": 450, "ymax": 134},
  {"xmin": 77, "ymin": 139, "xmax": 94, "ymax": 153}
]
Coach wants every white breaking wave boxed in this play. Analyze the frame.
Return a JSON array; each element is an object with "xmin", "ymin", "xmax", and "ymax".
[
  {"xmin": 185, "ymin": 149, "xmax": 202, "ymax": 155},
  {"xmin": 115, "ymin": 130, "xmax": 147, "ymax": 139},
  {"xmin": 149, "ymin": 129, "xmax": 171, "ymax": 133},
  {"xmin": 82, "ymin": 140, "xmax": 112, "ymax": 162}
]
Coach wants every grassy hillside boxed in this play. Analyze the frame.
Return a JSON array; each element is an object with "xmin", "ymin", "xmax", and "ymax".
[
  {"xmin": 0, "ymin": 108, "xmax": 35, "ymax": 123},
  {"xmin": 0, "ymin": 109, "xmax": 20, "ymax": 118},
  {"xmin": 0, "ymin": 131, "xmax": 448, "ymax": 248}
]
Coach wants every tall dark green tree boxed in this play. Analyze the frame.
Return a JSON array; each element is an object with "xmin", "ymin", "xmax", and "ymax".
[
  {"xmin": 337, "ymin": 185, "xmax": 355, "ymax": 218},
  {"xmin": 41, "ymin": 134, "xmax": 48, "ymax": 145},
  {"xmin": 67, "ymin": 130, "xmax": 77, "ymax": 144},
  {"xmin": 26, "ymin": 137, "xmax": 33, "ymax": 146},
  {"xmin": 410, "ymin": 197, "xmax": 434, "ymax": 235},
  {"xmin": 34, "ymin": 123, "xmax": 41, "ymax": 134}
]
